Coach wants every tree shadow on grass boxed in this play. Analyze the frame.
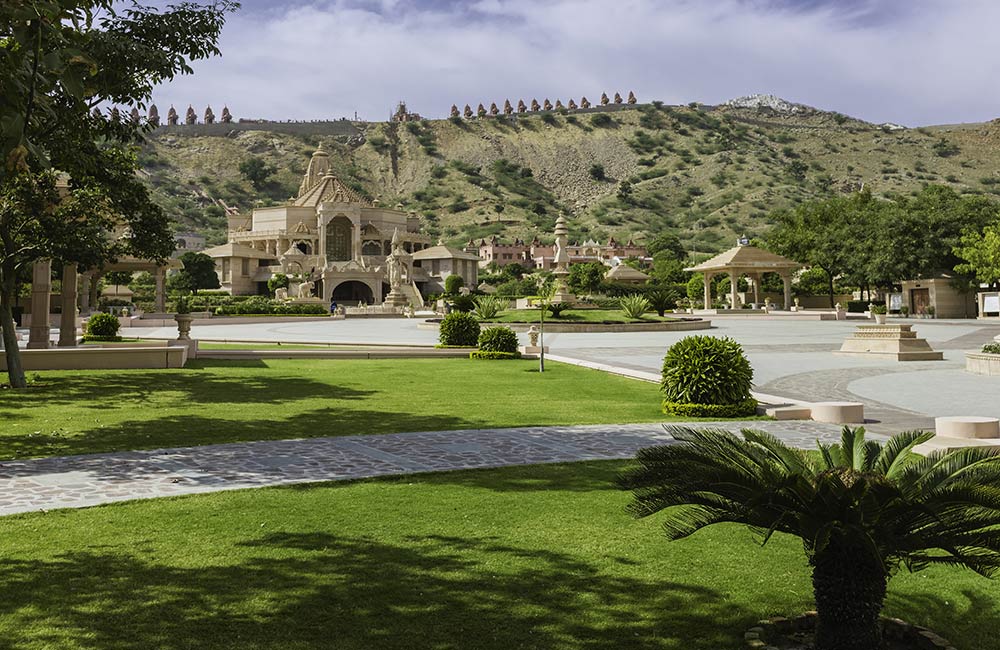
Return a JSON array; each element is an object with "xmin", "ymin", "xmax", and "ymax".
[
  {"xmin": 0, "ymin": 367, "xmax": 359, "ymax": 412},
  {"xmin": 0, "ymin": 407, "xmax": 479, "ymax": 462},
  {"xmin": 885, "ymin": 587, "xmax": 1000, "ymax": 649},
  {"xmin": 0, "ymin": 532, "xmax": 756, "ymax": 650}
]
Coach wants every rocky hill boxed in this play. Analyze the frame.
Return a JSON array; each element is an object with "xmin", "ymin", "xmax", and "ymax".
[{"xmin": 138, "ymin": 98, "xmax": 1000, "ymax": 253}]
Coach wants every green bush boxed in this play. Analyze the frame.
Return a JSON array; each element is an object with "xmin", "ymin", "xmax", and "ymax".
[
  {"xmin": 478, "ymin": 326, "xmax": 518, "ymax": 353},
  {"xmin": 268, "ymin": 273, "xmax": 289, "ymax": 295},
  {"xmin": 474, "ymin": 295, "xmax": 508, "ymax": 320},
  {"xmin": 448, "ymin": 294, "xmax": 476, "ymax": 313},
  {"xmin": 662, "ymin": 398, "xmax": 758, "ymax": 418},
  {"xmin": 470, "ymin": 350, "xmax": 521, "ymax": 360},
  {"xmin": 439, "ymin": 312, "xmax": 481, "ymax": 346},
  {"xmin": 444, "ymin": 274, "xmax": 464, "ymax": 295},
  {"xmin": 982, "ymin": 343, "xmax": 1000, "ymax": 354},
  {"xmin": 661, "ymin": 336, "xmax": 754, "ymax": 407},
  {"xmin": 547, "ymin": 302, "xmax": 570, "ymax": 318},
  {"xmin": 619, "ymin": 294, "xmax": 651, "ymax": 319},
  {"xmin": 871, "ymin": 304, "xmax": 888, "ymax": 315},
  {"xmin": 86, "ymin": 312, "xmax": 121, "ymax": 338},
  {"xmin": 590, "ymin": 113, "xmax": 613, "ymax": 127},
  {"xmin": 648, "ymin": 288, "xmax": 680, "ymax": 316}
]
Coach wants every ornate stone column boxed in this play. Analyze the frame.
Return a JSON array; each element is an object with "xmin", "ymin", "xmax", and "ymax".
[
  {"xmin": 729, "ymin": 271, "xmax": 739, "ymax": 311},
  {"xmin": 782, "ymin": 273, "xmax": 792, "ymax": 310},
  {"xmin": 155, "ymin": 267, "xmax": 166, "ymax": 313},
  {"xmin": 751, "ymin": 273, "xmax": 761, "ymax": 307},
  {"xmin": 702, "ymin": 272, "xmax": 712, "ymax": 310},
  {"xmin": 58, "ymin": 264, "xmax": 78, "ymax": 347},
  {"xmin": 27, "ymin": 259, "xmax": 51, "ymax": 349}
]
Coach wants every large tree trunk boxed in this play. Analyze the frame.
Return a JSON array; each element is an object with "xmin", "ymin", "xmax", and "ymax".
[
  {"xmin": 0, "ymin": 289, "xmax": 27, "ymax": 389},
  {"xmin": 811, "ymin": 544, "xmax": 887, "ymax": 650},
  {"xmin": 825, "ymin": 267, "xmax": 836, "ymax": 309}
]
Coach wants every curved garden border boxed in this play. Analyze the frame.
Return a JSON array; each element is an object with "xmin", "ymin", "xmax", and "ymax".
[
  {"xmin": 966, "ymin": 351, "xmax": 1000, "ymax": 376},
  {"xmin": 419, "ymin": 318, "xmax": 712, "ymax": 333}
]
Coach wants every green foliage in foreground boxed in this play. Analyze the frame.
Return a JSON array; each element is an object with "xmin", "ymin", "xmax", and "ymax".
[
  {"xmin": 621, "ymin": 427, "xmax": 1000, "ymax": 650},
  {"xmin": 85, "ymin": 312, "xmax": 120, "ymax": 338},
  {"xmin": 0, "ymin": 359, "xmax": 667, "ymax": 459},
  {"xmin": 1, "ymin": 460, "xmax": 998, "ymax": 649}
]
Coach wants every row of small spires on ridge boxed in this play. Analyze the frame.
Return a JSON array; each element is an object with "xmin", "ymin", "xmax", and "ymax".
[
  {"xmin": 468, "ymin": 235, "xmax": 641, "ymax": 247},
  {"xmin": 450, "ymin": 92, "xmax": 637, "ymax": 118},
  {"xmin": 93, "ymin": 105, "xmax": 234, "ymax": 126}
]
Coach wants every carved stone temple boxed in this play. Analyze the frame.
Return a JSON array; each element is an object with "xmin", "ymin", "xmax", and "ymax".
[{"xmin": 203, "ymin": 148, "xmax": 479, "ymax": 306}]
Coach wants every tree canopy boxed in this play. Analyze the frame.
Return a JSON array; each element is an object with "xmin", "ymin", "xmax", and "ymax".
[{"xmin": 0, "ymin": 0, "xmax": 238, "ymax": 387}]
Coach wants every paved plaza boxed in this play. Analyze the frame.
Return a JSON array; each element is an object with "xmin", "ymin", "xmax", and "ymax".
[
  {"xmin": 126, "ymin": 316, "xmax": 1000, "ymax": 431},
  {"xmin": 0, "ymin": 421, "xmax": 850, "ymax": 516}
]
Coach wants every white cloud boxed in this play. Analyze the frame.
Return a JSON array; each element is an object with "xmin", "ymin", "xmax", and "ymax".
[{"xmin": 151, "ymin": 0, "xmax": 1000, "ymax": 126}]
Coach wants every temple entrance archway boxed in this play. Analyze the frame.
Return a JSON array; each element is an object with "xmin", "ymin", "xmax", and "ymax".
[{"xmin": 331, "ymin": 280, "xmax": 374, "ymax": 305}]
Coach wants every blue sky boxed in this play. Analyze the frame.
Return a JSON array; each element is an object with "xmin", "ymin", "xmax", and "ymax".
[{"xmin": 150, "ymin": 0, "xmax": 1000, "ymax": 126}]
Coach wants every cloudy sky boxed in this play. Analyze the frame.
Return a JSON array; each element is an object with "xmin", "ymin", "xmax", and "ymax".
[{"xmin": 150, "ymin": 0, "xmax": 1000, "ymax": 126}]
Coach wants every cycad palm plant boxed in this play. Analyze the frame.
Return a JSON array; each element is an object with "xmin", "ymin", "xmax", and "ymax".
[{"xmin": 619, "ymin": 426, "xmax": 1000, "ymax": 650}]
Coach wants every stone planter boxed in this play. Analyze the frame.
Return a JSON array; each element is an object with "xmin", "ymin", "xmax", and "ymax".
[
  {"xmin": 875, "ymin": 313, "xmax": 888, "ymax": 324},
  {"xmin": 174, "ymin": 313, "xmax": 193, "ymax": 341},
  {"xmin": 966, "ymin": 351, "xmax": 1000, "ymax": 376},
  {"xmin": 745, "ymin": 613, "xmax": 956, "ymax": 650}
]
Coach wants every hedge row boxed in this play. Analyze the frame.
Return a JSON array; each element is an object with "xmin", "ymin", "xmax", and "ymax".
[
  {"xmin": 662, "ymin": 398, "xmax": 759, "ymax": 418},
  {"xmin": 469, "ymin": 351, "xmax": 521, "ymax": 360}
]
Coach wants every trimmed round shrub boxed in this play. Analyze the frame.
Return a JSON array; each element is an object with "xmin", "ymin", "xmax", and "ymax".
[
  {"xmin": 439, "ymin": 312, "xmax": 481, "ymax": 346},
  {"xmin": 444, "ymin": 274, "xmax": 465, "ymax": 295},
  {"xmin": 982, "ymin": 342, "xmax": 1000, "ymax": 354},
  {"xmin": 661, "ymin": 336, "xmax": 755, "ymax": 415},
  {"xmin": 86, "ymin": 312, "xmax": 121, "ymax": 338},
  {"xmin": 478, "ymin": 326, "xmax": 518, "ymax": 353}
]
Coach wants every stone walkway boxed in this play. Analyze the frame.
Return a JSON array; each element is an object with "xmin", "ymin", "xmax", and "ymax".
[{"xmin": 0, "ymin": 421, "xmax": 851, "ymax": 517}]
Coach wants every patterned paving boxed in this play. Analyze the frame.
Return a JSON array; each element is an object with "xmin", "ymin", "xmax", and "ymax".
[{"xmin": 0, "ymin": 421, "xmax": 851, "ymax": 517}]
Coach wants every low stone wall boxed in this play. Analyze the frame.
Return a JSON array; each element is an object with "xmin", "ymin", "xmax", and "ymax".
[
  {"xmin": 0, "ymin": 345, "xmax": 188, "ymax": 370},
  {"xmin": 127, "ymin": 315, "xmax": 334, "ymax": 327},
  {"xmin": 418, "ymin": 318, "xmax": 711, "ymax": 333},
  {"xmin": 966, "ymin": 352, "xmax": 1000, "ymax": 376}
]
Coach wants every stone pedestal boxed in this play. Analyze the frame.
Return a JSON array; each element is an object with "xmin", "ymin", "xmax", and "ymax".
[
  {"xmin": 836, "ymin": 324, "xmax": 943, "ymax": 361},
  {"xmin": 383, "ymin": 288, "xmax": 409, "ymax": 309},
  {"xmin": 174, "ymin": 314, "xmax": 193, "ymax": 341}
]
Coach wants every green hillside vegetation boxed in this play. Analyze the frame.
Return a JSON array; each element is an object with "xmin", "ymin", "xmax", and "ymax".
[{"xmin": 138, "ymin": 101, "xmax": 1000, "ymax": 252}]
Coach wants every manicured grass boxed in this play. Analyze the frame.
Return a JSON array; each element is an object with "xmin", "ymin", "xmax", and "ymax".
[
  {"xmin": 0, "ymin": 358, "xmax": 668, "ymax": 459},
  {"xmin": 196, "ymin": 342, "xmax": 378, "ymax": 350},
  {"xmin": 0, "ymin": 461, "xmax": 995, "ymax": 649},
  {"xmin": 486, "ymin": 308, "xmax": 680, "ymax": 324}
]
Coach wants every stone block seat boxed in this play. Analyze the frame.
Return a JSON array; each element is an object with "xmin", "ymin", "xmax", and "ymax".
[
  {"xmin": 935, "ymin": 416, "xmax": 1000, "ymax": 439},
  {"xmin": 808, "ymin": 401, "xmax": 866, "ymax": 424},
  {"xmin": 836, "ymin": 324, "xmax": 944, "ymax": 361}
]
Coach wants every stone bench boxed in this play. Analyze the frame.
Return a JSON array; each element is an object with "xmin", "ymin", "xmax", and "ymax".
[
  {"xmin": 935, "ymin": 416, "xmax": 1000, "ymax": 439},
  {"xmin": 762, "ymin": 405, "xmax": 813, "ymax": 421},
  {"xmin": 809, "ymin": 402, "xmax": 865, "ymax": 424}
]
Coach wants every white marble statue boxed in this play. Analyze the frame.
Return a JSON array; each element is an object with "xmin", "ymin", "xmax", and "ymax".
[
  {"xmin": 275, "ymin": 287, "xmax": 289, "ymax": 301},
  {"xmin": 297, "ymin": 280, "xmax": 314, "ymax": 299}
]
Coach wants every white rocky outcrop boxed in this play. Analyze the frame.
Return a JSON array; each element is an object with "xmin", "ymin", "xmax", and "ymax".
[{"xmin": 724, "ymin": 94, "xmax": 812, "ymax": 114}]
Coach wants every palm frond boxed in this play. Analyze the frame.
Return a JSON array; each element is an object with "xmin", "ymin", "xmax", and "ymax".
[{"xmin": 873, "ymin": 430, "xmax": 934, "ymax": 478}]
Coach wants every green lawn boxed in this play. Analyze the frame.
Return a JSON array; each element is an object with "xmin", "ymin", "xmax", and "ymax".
[
  {"xmin": 0, "ymin": 359, "xmax": 667, "ymax": 459},
  {"xmin": 486, "ymin": 309, "xmax": 680, "ymax": 324},
  {"xmin": 0, "ymin": 461, "xmax": 994, "ymax": 649}
]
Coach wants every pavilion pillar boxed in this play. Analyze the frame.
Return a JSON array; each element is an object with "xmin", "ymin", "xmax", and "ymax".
[
  {"xmin": 155, "ymin": 267, "xmax": 166, "ymax": 313},
  {"xmin": 78, "ymin": 272, "xmax": 91, "ymax": 311},
  {"xmin": 729, "ymin": 271, "xmax": 739, "ymax": 311},
  {"xmin": 27, "ymin": 259, "xmax": 51, "ymax": 349},
  {"xmin": 782, "ymin": 273, "xmax": 792, "ymax": 310},
  {"xmin": 702, "ymin": 272, "xmax": 712, "ymax": 310},
  {"xmin": 58, "ymin": 264, "xmax": 78, "ymax": 347},
  {"xmin": 751, "ymin": 273, "xmax": 761, "ymax": 307}
]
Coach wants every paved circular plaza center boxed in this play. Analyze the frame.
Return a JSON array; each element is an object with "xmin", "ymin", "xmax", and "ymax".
[{"xmin": 127, "ymin": 317, "xmax": 1000, "ymax": 431}]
